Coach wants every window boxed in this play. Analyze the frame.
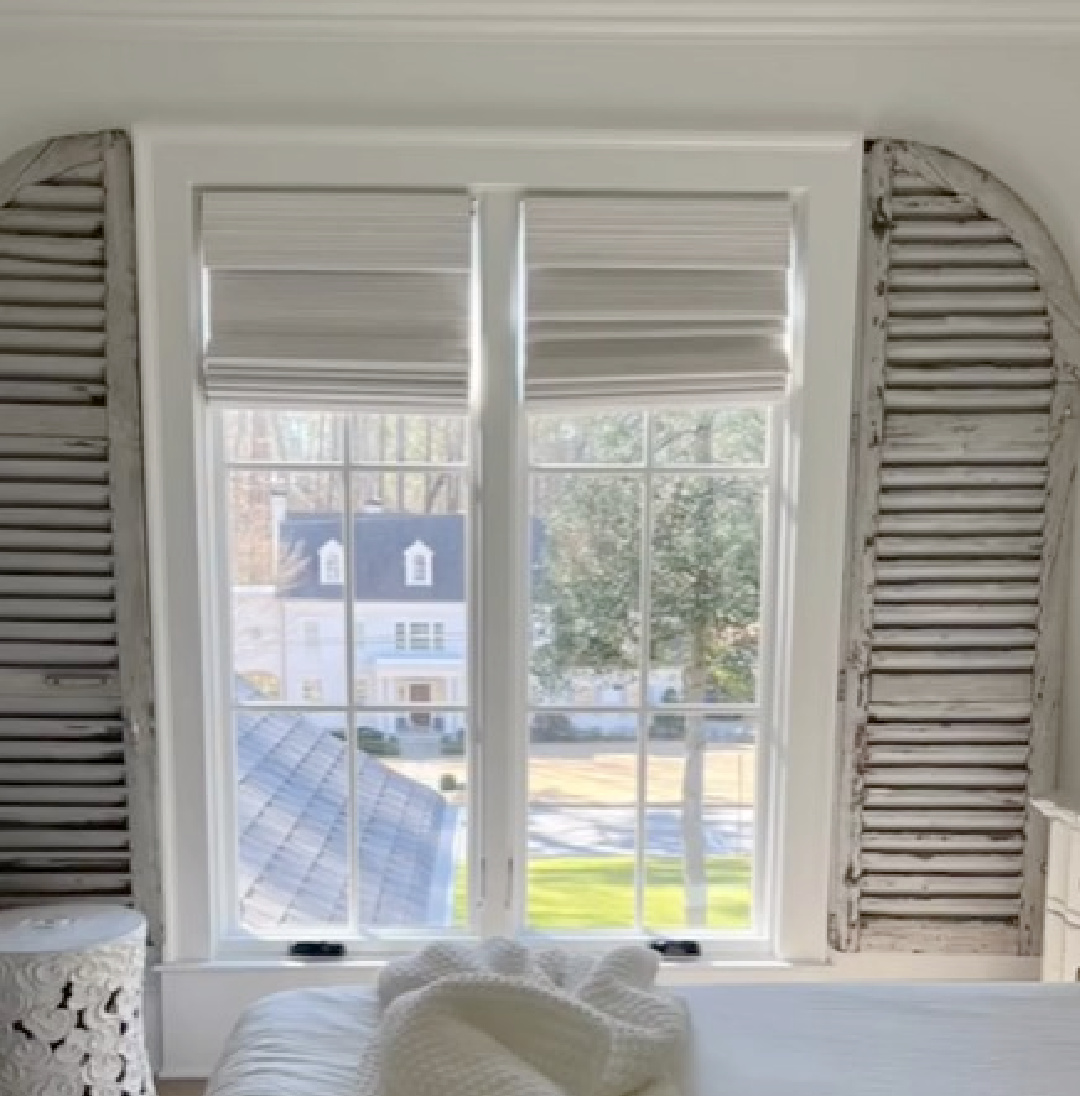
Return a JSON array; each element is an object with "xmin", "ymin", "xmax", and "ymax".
[
  {"xmin": 528, "ymin": 408, "xmax": 770, "ymax": 932},
  {"xmin": 319, "ymin": 539, "xmax": 344, "ymax": 585},
  {"xmin": 221, "ymin": 416, "xmax": 468, "ymax": 936},
  {"xmin": 142, "ymin": 130, "xmax": 861, "ymax": 968},
  {"xmin": 300, "ymin": 677, "xmax": 324, "ymax": 703},
  {"xmin": 531, "ymin": 607, "xmax": 553, "ymax": 647},
  {"xmin": 405, "ymin": 540, "xmax": 433, "ymax": 586},
  {"xmin": 394, "ymin": 621, "xmax": 445, "ymax": 652}
]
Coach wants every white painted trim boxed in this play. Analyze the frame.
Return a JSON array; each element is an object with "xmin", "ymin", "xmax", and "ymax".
[
  {"xmin": 159, "ymin": 951, "xmax": 1042, "ymax": 1078},
  {"xmin": 136, "ymin": 124, "xmax": 861, "ymax": 968},
  {"xmin": 7, "ymin": 2, "xmax": 1080, "ymax": 40}
]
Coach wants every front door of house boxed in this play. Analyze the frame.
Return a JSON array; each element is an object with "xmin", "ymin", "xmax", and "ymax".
[{"xmin": 409, "ymin": 682, "xmax": 432, "ymax": 726}]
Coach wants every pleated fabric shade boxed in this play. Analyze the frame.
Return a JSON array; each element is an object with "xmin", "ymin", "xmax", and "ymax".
[
  {"xmin": 200, "ymin": 190, "xmax": 473, "ymax": 407},
  {"xmin": 523, "ymin": 194, "xmax": 793, "ymax": 406}
]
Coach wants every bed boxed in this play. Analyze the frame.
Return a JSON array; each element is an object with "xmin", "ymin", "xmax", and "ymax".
[{"xmin": 205, "ymin": 981, "xmax": 1080, "ymax": 1096}]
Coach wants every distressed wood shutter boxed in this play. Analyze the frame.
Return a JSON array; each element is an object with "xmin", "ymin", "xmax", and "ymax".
[
  {"xmin": 834, "ymin": 140, "xmax": 1080, "ymax": 955},
  {"xmin": 0, "ymin": 132, "xmax": 158, "ymax": 941}
]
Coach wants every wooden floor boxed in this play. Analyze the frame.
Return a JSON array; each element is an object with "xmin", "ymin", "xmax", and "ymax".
[{"xmin": 159, "ymin": 1083, "xmax": 205, "ymax": 1095}]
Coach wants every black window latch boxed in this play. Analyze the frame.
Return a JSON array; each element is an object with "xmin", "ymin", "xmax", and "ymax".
[
  {"xmin": 648, "ymin": 938, "xmax": 701, "ymax": 960},
  {"xmin": 289, "ymin": 941, "xmax": 347, "ymax": 959}
]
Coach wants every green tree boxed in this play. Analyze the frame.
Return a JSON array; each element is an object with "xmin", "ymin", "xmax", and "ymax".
[{"xmin": 531, "ymin": 408, "xmax": 765, "ymax": 926}]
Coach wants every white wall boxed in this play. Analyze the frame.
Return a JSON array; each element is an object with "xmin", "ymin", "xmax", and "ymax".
[
  {"xmin": 0, "ymin": 35, "xmax": 1077, "ymax": 263},
  {"xmin": 7, "ymin": 30, "xmax": 1077, "ymax": 786},
  {"xmin": 2, "ymin": 26, "xmax": 1079, "ymax": 1073},
  {"xmin": 0, "ymin": 21, "xmax": 1076, "ymax": 820}
]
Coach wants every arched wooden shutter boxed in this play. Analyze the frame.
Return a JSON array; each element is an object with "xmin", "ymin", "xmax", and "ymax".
[
  {"xmin": 0, "ymin": 132, "xmax": 158, "ymax": 943},
  {"xmin": 833, "ymin": 140, "xmax": 1080, "ymax": 955}
]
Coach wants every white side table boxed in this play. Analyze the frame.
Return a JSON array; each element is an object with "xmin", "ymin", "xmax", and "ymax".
[{"xmin": 0, "ymin": 903, "xmax": 155, "ymax": 1096}]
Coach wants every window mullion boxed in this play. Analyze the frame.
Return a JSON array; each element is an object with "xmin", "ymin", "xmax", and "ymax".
[
  {"xmin": 635, "ymin": 417, "xmax": 654, "ymax": 933},
  {"xmin": 341, "ymin": 416, "xmax": 360, "ymax": 939},
  {"xmin": 472, "ymin": 190, "xmax": 526, "ymax": 938}
]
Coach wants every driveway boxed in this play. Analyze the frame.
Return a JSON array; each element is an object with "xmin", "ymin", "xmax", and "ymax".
[{"xmin": 527, "ymin": 804, "xmax": 754, "ymax": 857}]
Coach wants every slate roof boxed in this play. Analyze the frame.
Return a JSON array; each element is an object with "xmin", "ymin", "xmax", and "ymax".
[
  {"xmin": 235, "ymin": 681, "xmax": 456, "ymax": 931},
  {"xmin": 279, "ymin": 513, "xmax": 465, "ymax": 602},
  {"xmin": 277, "ymin": 512, "xmax": 545, "ymax": 602}
]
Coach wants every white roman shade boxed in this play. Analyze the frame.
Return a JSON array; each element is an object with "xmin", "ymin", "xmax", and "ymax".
[
  {"xmin": 200, "ymin": 191, "xmax": 473, "ymax": 407},
  {"xmin": 523, "ymin": 194, "xmax": 793, "ymax": 406}
]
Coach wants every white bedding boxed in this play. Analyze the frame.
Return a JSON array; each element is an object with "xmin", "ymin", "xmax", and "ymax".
[
  {"xmin": 206, "ymin": 981, "xmax": 1080, "ymax": 1096},
  {"xmin": 366, "ymin": 941, "xmax": 687, "ymax": 1096}
]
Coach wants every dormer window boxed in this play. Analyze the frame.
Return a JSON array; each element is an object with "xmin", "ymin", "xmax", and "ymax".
[
  {"xmin": 318, "ymin": 538, "xmax": 344, "ymax": 586},
  {"xmin": 404, "ymin": 539, "xmax": 433, "ymax": 587}
]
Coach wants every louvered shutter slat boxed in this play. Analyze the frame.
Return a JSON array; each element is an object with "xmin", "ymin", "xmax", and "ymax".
[
  {"xmin": 0, "ymin": 133, "xmax": 156, "ymax": 938},
  {"xmin": 0, "ymin": 282, "xmax": 105, "ymax": 305},
  {"xmin": 862, "ymin": 853, "xmax": 1025, "ymax": 874},
  {"xmin": 868, "ymin": 744, "xmax": 1030, "ymax": 766},
  {"xmin": 887, "ymin": 367, "xmax": 1055, "ymax": 388},
  {"xmin": 0, "ymin": 236, "xmax": 103, "ymax": 263},
  {"xmin": 0, "ymin": 740, "xmax": 122, "ymax": 760},
  {"xmin": 834, "ymin": 140, "xmax": 1080, "ymax": 956},
  {"xmin": 890, "ymin": 242, "xmax": 1026, "ymax": 266},
  {"xmin": 13, "ymin": 185, "xmax": 104, "ymax": 211},
  {"xmin": 0, "ymin": 258, "xmax": 104, "ymax": 281}
]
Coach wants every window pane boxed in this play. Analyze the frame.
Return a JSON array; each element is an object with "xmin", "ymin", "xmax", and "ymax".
[
  {"xmin": 229, "ymin": 470, "xmax": 347, "ymax": 705},
  {"xmin": 351, "ymin": 413, "xmax": 468, "ymax": 465},
  {"xmin": 356, "ymin": 711, "xmax": 468, "ymax": 929},
  {"xmin": 223, "ymin": 409, "xmax": 344, "ymax": 463},
  {"xmin": 235, "ymin": 710, "xmax": 349, "ymax": 933},
  {"xmin": 649, "ymin": 474, "xmax": 764, "ymax": 704},
  {"xmin": 527, "ymin": 712, "xmax": 639, "ymax": 930},
  {"xmin": 644, "ymin": 716, "xmax": 756, "ymax": 932},
  {"xmin": 350, "ymin": 468, "xmax": 467, "ymax": 719},
  {"xmin": 651, "ymin": 408, "xmax": 769, "ymax": 467},
  {"xmin": 529, "ymin": 412, "xmax": 644, "ymax": 465},
  {"xmin": 350, "ymin": 469, "xmax": 468, "ymax": 518},
  {"xmin": 529, "ymin": 473, "xmax": 641, "ymax": 706}
]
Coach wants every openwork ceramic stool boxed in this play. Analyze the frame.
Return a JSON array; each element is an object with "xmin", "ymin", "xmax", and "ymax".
[{"xmin": 0, "ymin": 903, "xmax": 154, "ymax": 1096}]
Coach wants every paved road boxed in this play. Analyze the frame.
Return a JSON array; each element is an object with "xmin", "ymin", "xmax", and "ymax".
[{"xmin": 527, "ymin": 804, "xmax": 754, "ymax": 857}]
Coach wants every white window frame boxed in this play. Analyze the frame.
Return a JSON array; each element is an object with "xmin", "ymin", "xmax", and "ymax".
[
  {"xmin": 405, "ymin": 540, "xmax": 433, "ymax": 587},
  {"xmin": 136, "ymin": 126, "xmax": 861, "ymax": 978}
]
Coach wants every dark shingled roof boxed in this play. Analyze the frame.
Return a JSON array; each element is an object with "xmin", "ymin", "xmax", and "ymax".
[
  {"xmin": 234, "ymin": 681, "xmax": 456, "ymax": 930},
  {"xmin": 279, "ymin": 513, "xmax": 465, "ymax": 602},
  {"xmin": 277, "ymin": 512, "xmax": 545, "ymax": 602}
]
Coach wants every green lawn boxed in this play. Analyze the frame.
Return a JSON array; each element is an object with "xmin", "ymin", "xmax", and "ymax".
[{"xmin": 454, "ymin": 855, "xmax": 751, "ymax": 930}]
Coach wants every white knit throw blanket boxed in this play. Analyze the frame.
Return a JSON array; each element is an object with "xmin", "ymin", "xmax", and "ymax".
[{"xmin": 358, "ymin": 939, "xmax": 689, "ymax": 1096}]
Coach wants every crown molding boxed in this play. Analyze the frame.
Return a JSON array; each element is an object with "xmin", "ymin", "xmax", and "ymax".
[{"xmin": 3, "ymin": 1, "xmax": 1080, "ymax": 42}]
